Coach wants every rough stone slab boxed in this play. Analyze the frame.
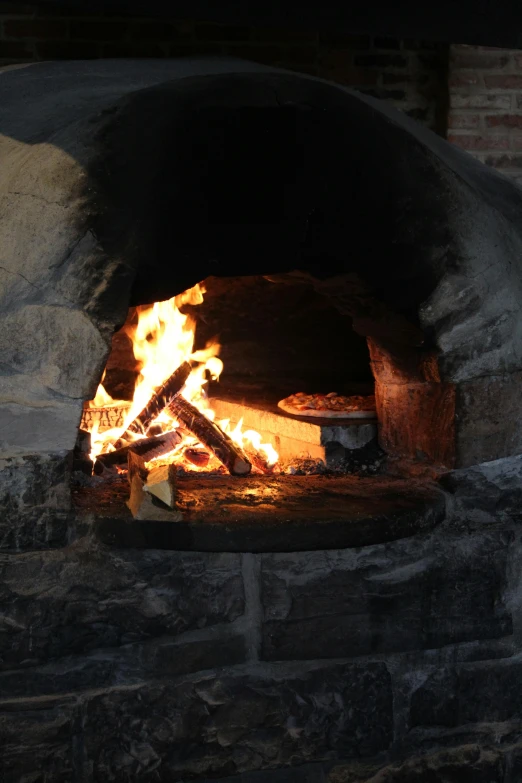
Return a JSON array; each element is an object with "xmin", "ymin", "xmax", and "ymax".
[
  {"xmin": 0, "ymin": 661, "xmax": 392, "ymax": 781},
  {"xmin": 210, "ymin": 396, "xmax": 377, "ymax": 464},
  {"xmin": 0, "ymin": 632, "xmax": 247, "ymax": 699},
  {"xmin": 80, "ymin": 662, "xmax": 392, "ymax": 779},
  {"xmin": 0, "ymin": 541, "xmax": 244, "ymax": 668},
  {"xmin": 89, "ymin": 475, "xmax": 445, "ymax": 552},
  {"xmin": 0, "ymin": 693, "xmax": 76, "ymax": 783},
  {"xmin": 455, "ymin": 372, "xmax": 522, "ymax": 467},
  {"xmin": 260, "ymin": 531, "xmax": 513, "ymax": 660},
  {"xmin": 327, "ymin": 744, "xmax": 506, "ymax": 782},
  {"xmin": 409, "ymin": 654, "xmax": 522, "ymax": 731},
  {"xmin": 440, "ymin": 454, "xmax": 522, "ymax": 526},
  {"xmin": 0, "ymin": 452, "xmax": 71, "ymax": 552}
]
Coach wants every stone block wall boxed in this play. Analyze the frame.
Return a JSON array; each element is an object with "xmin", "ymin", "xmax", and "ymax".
[
  {"xmin": 2, "ymin": 456, "xmax": 522, "ymax": 782},
  {"xmin": 448, "ymin": 44, "xmax": 522, "ymax": 183},
  {"xmin": 0, "ymin": 4, "xmax": 448, "ymax": 132}
]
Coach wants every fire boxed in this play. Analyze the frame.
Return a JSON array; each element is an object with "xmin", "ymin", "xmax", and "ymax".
[{"xmin": 86, "ymin": 283, "xmax": 279, "ymax": 473}]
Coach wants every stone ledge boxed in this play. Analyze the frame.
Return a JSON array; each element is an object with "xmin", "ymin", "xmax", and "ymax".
[{"xmin": 89, "ymin": 475, "xmax": 446, "ymax": 552}]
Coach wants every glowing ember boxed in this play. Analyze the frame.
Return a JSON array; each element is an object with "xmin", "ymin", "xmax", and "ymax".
[{"xmin": 86, "ymin": 283, "xmax": 279, "ymax": 473}]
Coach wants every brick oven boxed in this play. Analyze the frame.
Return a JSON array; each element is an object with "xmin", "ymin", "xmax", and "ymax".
[{"xmin": 1, "ymin": 56, "xmax": 522, "ymax": 783}]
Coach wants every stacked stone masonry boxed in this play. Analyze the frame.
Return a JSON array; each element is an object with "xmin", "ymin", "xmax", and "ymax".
[
  {"xmin": 449, "ymin": 43, "xmax": 522, "ymax": 183},
  {"xmin": 0, "ymin": 4, "xmax": 448, "ymax": 132},
  {"xmin": 1, "ymin": 456, "xmax": 522, "ymax": 781}
]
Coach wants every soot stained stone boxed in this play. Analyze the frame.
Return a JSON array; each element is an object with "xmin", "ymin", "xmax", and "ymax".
[
  {"xmin": 328, "ymin": 744, "xmax": 506, "ymax": 783},
  {"xmin": 408, "ymin": 655, "xmax": 522, "ymax": 731},
  {"xmin": 0, "ymin": 453, "xmax": 71, "ymax": 552},
  {"xmin": 260, "ymin": 531, "xmax": 512, "ymax": 660},
  {"xmin": 0, "ymin": 633, "xmax": 247, "ymax": 699},
  {"xmin": 0, "ymin": 662, "xmax": 392, "ymax": 781},
  {"xmin": 440, "ymin": 454, "xmax": 522, "ymax": 526},
  {"xmin": 80, "ymin": 662, "xmax": 392, "ymax": 779},
  {"xmin": 0, "ymin": 694, "xmax": 76, "ymax": 783},
  {"xmin": 0, "ymin": 542, "xmax": 244, "ymax": 668}
]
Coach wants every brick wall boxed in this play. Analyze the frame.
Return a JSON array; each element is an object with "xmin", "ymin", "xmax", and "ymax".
[
  {"xmin": 448, "ymin": 44, "xmax": 522, "ymax": 183},
  {"xmin": 0, "ymin": 3, "xmax": 448, "ymax": 133}
]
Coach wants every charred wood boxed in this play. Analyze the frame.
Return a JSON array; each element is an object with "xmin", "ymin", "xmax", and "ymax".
[
  {"xmin": 184, "ymin": 448, "xmax": 210, "ymax": 468},
  {"xmin": 119, "ymin": 360, "xmax": 192, "ymax": 441},
  {"xmin": 167, "ymin": 396, "xmax": 251, "ymax": 476},
  {"xmin": 94, "ymin": 430, "xmax": 181, "ymax": 473}
]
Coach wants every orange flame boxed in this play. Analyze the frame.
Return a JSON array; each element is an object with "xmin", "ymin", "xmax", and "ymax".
[{"xmin": 86, "ymin": 284, "xmax": 278, "ymax": 472}]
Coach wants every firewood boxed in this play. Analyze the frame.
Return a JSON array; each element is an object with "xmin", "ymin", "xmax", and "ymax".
[
  {"xmin": 126, "ymin": 451, "xmax": 147, "ymax": 518},
  {"xmin": 94, "ymin": 430, "xmax": 181, "ymax": 473},
  {"xmin": 119, "ymin": 360, "xmax": 192, "ymax": 440},
  {"xmin": 244, "ymin": 447, "xmax": 275, "ymax": 475},
  {"xmin": 184, "ymin": 448, "xmax": 210, "ymax": 468},
  {"xmin": 127, "ymin": 450, "xmax": 148, "ymax": 484},
  {"xmin": 144, "ymin": 463, "xmax": 177, "ymax": 508},
  {"xmin": 167, "ymin": 396, "xmax": 251, "ymax": 476},
  {"xmin": 126, "ymin": 451, "xmax": 182, "ymax": 521}
]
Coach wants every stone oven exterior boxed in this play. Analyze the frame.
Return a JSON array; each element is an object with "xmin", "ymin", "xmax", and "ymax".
[{"xmin": 0, "ymin": 58, "xmax": 522, "ymax": 782}]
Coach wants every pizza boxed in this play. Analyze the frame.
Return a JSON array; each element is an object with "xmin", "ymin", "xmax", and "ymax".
[{"xmin": 278, "ymin": 392, "xmax": 377, "ymax": 419}]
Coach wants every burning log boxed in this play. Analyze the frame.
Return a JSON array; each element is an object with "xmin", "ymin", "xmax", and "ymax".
[
  {"xmin": 94, "ymin": 430, "xmax": 181, "ymax": 473},
  {"xmin": 167, "ymin": 396, "xmax": 251, "ymax": 476},
  {"xmin": 119, "ymin": 360, "xmax": 192, "ymax": 441},
  {"xmin": 184, "ymin": 448, "xmax": 210, "ymax": 468},
  {"xmin": 244, "ymin": 446, "xmax": 276, "ymax": 475}
]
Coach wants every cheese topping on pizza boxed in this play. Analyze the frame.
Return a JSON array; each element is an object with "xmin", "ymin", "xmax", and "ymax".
[{"xmin": 278, "ymin": 392, "xmax": 376, "ymax": 418}]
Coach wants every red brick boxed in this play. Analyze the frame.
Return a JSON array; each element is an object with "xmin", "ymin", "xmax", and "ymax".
[
  {"xmin": 448, "ymin": 133, "xmax": 510, "ymax": 151},
  {"xmin": 484, "ymin": 153, "xmax": 522, "ymax": 169},
  {"xmin": 485, "ymin": 114, "xmax": 522, "ymax": 129},
  {"xmin": 448, "ymin": 112, "xmax": 481, "ymax": 129},
  {"xmin": 35, "ymin": 40, "xmax": 101, "ymax": 60},
  {"xmin": 451, "ymin": 52, "xmax": 510, "ymax": 69},
  {"xmin": 484, "ymin": 74, "xmax": 522, "ymax": 89},
  {"xmin": 70, "ymin": 21, "xmax": 128, "ymax": 42},
  {"xmin": 451, "ymin": 93, "xmax": 511, "ymax": 110},
  {"xmin": 514, "ymin": 54, "xmax": 522, "ymax": 69},
  {"xmin": 3, "ymin": 19, "xmax": 67, "ymax": 39},
  {"xmin": 511, "ymin": 136, "xmax": 522, "ymax": 150},
  {"xmin": 449, "ymin": 73, "xmax": 481, "ymax": 88}
]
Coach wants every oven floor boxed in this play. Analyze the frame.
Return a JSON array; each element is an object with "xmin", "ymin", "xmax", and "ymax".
[{"xmin": 75, "ymin": 474, "xmax": 445, "ymax": 552}]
